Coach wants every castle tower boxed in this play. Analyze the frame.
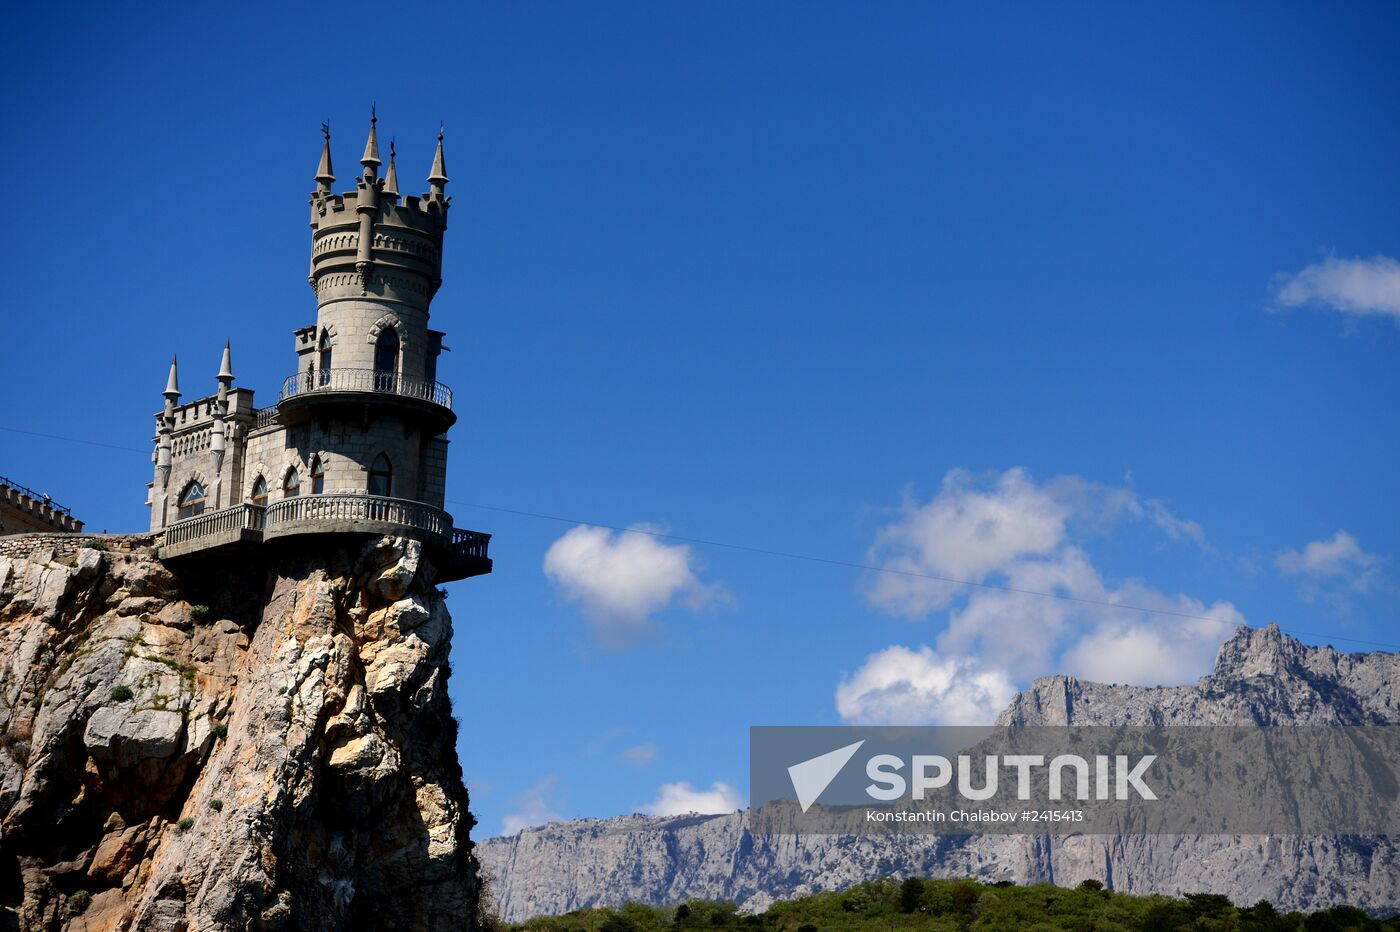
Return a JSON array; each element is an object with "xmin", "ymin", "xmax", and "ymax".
[{"xmin": 148, "ymin": 112, "xmax": 490, "ymax": 583}]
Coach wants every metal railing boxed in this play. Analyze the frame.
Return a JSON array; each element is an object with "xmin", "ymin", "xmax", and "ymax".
[
  {"xmin": 251, "ymin": 406, "xmax": 279, "ymax": 430},
  {"xmin": 279, "ymin": 369, "xmax": 453, "ymax": 410},
  {"xmin": 163, "ymin": 503, "xmax": 266, "ymax": 547},
  {"xmin": 265, "ymin": 492, "xmax": 453, "ymax": 538},
  {"xmin": 451, "ymin": 528, "xmax": 492, "ymax": 560}
]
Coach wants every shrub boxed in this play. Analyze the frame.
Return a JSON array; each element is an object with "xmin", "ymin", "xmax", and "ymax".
[
  {"xmin": 209, "ymin": 798, "xmax": 223, "ymax": 812},
  {"xmin": 110, "ymin": 685, "xmax": 134, "ymax": 702},
  {"xmin": 212, "ymin": 722, "xmax": 228, "ymax": 741},
  {"xmin": 899, "ymin": 876, "xmax": 925, "ymax": 913},
  {"xmin": 82, "ymin": 539, "xmax": 108, "ymax": 551},
  {"xmin": 1078, "ymin": 878, "xmax": 1105, "ymax": 893},
  {"xmin": 177, "ymin": 817, "xmax": 195, "ymax": 831},
  {"xmin": 188, "ymin": 604, "xmax": 210, "ymax": 621},
  {"xmin": 68, "ymin": 889, "xmax": 91, "ymax": 911}
]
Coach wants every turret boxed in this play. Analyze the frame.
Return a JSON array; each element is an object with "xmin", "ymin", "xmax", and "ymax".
[
  {"xmin": 210, "ymin": 342, "xmax": 233, "ymax": 506},
  {"xmin": 427, "ymin": 126, "xmax": 448, "ymax": 203},
  {"xmin": 315, "ymin": 122, "xmax": 335, "ymax": 195}
]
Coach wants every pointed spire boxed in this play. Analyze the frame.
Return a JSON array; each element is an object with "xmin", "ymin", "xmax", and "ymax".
[
  {"xmin": 384, "ymin": 138, "xmax": 400, "ymax": 198},
  {"xmin": 164, "ymin": 355, "xmax": 180, "ymax": 398},
  {"xmin": 315, "ymin": 121, "xmax": 335, "ymax": 193},
  {"xmin": 428, "ymin": 123, "xmax": 448, "ymax": 198},
  {"xmin": 217, "ymin": 339, "xmax": 234, "ymax": 382},
  {"xmin": 361, "ymin": 104, "xmax": 381, "ymax": 174}
]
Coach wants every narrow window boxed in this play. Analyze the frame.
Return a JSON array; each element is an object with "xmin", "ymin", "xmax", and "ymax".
[
  {"xmin": 250, "ymin": 476, "xmax": 268, "ymax": 506},
  {"xmin": 311, "ymin": 455, "xmax": 326, "ymax": 494},
  {"xmin": 318, "ymin": 332, "xmax": 333, "ymax": 386},
  {"xmin": 283, "ymin": 468, "xmax": 300, "ymax": 498},
  {"xmin": 374, "ymin": 328, "xmax": 400, "ymax": 390},
  {"xmin": 177, "ymin": 481, "xmax": 206, "ymax": 520},
  {"xmin": 368, "ymin": 454, "xmax": 392, "ymax": 497}
]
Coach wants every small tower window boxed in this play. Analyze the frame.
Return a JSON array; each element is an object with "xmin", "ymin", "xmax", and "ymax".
[
  {"xmin": 177, "ymin": 481, "xmax": 206, "ymax": 520},
  {"xmin": 318, "ymin": 333, "xmax": 333, "ymax": 386},
  {"xmin": 283, "ymin": 468, "xmax": 300, "ymax": 498},
  {"xmin": 250, "ymin": 476, "xmax": 268, "ymax": 506},
  {"xmin": 374, "ymin": 328, "xmax": 400, "ymax": 390},
  {"xmin": 311, "ymin": 456, "xmax": 326, "ymax": 494},
  {"xmin": 368, "ymin": 454, "xmax": 392, "ymax": 497}
]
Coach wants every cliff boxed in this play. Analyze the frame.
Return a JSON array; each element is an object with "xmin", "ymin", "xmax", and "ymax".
[
  {"xmin": 477, "ymin": 625, "xmax": 1400, "ymax": 922},
  {"xmin": 0, "ymin": 533, "xmax": 483, "ymax": 931}
]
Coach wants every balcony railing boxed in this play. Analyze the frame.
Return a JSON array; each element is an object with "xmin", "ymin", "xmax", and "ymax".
[
  {"xmin": 279, "ymin": 368, "xmax": 453, "ymax": 410},
  {"xmin": 265, "ymin": 492, "xmax": 453, "ymax": 539},
  {"xmin": 250, "ymin": 406, "xmax": 279, "ymax": 430},
  {"xmin": 158, "ymin": 495, "xmax": 490, "ymax": 576},
  {"xmin": 160, "ymin": 503, "xmax": 267, "ymax": 557},
  {"xmin": 451, "ymin": 528, "xmax": 492, "ymax": 560}
]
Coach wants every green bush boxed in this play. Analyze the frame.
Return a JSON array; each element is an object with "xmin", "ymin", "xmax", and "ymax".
[
  {"xmin": 209, "ymin": 798, "xmax": 223, "ymax": 812},
  {"xmin": 68, "ymin": 889, "xmax": 91, "ymax": 911},
  {"xmin": 82, "ymin": 539, "xmax": 108, "ymax": 551},
  {"xmin": 177, "ymin": 817, "xmax": 195, "ymax": 831},
  {"xmin": 899, "ymin": 876, "xmax": 925, "ymax": 913},
  {"xmin": 109, "ymin": 685, "xmax": 134, "ymax": 702},
  {"xmin": 212, "ymin": 722, "xmax": 229, "ymax": 741},
  {"xmin": 188, "ymin": 604, "xmax": 211, "ymax": 621}
]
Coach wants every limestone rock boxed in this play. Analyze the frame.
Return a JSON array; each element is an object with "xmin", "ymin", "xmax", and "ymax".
[{"xmin": 0, "ymin": 535, "xmax": 485, "ymax": 931}]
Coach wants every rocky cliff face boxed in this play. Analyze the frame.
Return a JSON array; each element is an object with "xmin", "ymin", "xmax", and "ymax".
[
  {"xmin": 477, "ymin": 625, "xmax": 1400, "ymax": 922},
  {"xmin": 0, "ymin": 534, "xmax": 483, "ymax": 931}
]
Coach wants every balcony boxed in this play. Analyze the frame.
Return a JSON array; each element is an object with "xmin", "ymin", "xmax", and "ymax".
[
  {"xmin": 157, "ymin": 494, "xmax": 491, "ymax": 581},
  {"xmin": 159, "ymin": 503, "xmax": 266, "ymax": 559},
  {"xmin": 276, "ymin": 368, "xmax": 456, "ymax": 430}
]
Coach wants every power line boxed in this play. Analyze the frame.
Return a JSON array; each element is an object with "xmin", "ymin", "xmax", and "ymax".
[
  {"xmin": 447, "ymin": 499, "xmax": 1400, "ymax": 652},
  {"xmin": 4, "ymin": 423, "xmax": 1393, "ymax": 652},
  {"xmin": 0, "ymin": 425, "xmax": 148, "ymax": 455}
]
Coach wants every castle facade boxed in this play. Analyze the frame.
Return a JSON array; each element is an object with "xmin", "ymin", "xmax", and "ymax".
[{"xmin": 147, "ymin": 113, "xmax": 489, "ymax": 582}]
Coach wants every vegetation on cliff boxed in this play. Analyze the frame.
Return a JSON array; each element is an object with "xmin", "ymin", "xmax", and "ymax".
[{"xmin": 501, "ymin": 877, "xmax": 1400, "ymax": 932}]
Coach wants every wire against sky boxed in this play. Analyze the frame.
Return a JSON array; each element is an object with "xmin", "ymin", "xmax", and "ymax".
[
  {"xmin": 3, "ymin": 424, "xmax": 1394, "ymax": 652},
  {"xmin": 447, "ymin": 499, "xmax": 1400, "ymax": 652}
]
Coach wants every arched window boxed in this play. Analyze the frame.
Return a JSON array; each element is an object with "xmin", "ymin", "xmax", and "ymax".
[
  {"xmin": 310, "ymin": 455, "xmax": 326, "ymax": 494},
  {"xmin": 318, "ymin": 332, "xmax": 333, "ymax": 386},
  {"xmin": 177, "ymin": 481, "xmax": 206, "ymax": 520},
  {"xmin": 283, "ymin": 468, "xmax": 300, "ymax": 498},
  {"xmin": 250, "ymin": 476, "xmax": 268, "ymax": 506},
  {"xmin": 368, "ymin": 453, "xmax": 392, "ymax": 497},
  {"xmin": 374, "ymin": 328, "xmax": 400, "ymax": 390}
]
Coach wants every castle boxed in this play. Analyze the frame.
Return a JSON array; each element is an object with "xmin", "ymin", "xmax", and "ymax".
[{"xmin": 147, "ymin": 112, "xmax": 490, "ymax": 583}]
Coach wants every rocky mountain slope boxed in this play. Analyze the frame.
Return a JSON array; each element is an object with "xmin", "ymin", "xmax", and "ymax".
[
  {"xmin": 0, "ymin": 533, "xmax": 484, "ymax": 931},
  {"xmin": 478, "ymin": 625, "xmax": 1400, "ymax": 923}
]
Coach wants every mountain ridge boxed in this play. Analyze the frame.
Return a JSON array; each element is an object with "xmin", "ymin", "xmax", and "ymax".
[{"xmin": 478, "ymin": 624, "xmax": 1400, "ymax": 923}]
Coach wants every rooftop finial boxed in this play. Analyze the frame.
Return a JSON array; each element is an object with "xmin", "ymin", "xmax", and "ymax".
[
  {"xmin": 217, "ymin": 339, "xmax": 234, "ymax": 382},
  {"xmin": 384, "ymin": 137, "xmax": 400, "ymax": 198},
  {"xmin": 315, "ymin": 120, "xmax": 335, "ymax": 193},
  {"xmin": 164, "ymin": 355, "xmax": 180, "ymax": 398},
  {"xmin": 428, "ymin": 122, "xmax": 448, "ymax": 197},
  {"xmin": 361, "ymin": 103, "xmax": 381, "ymax": 174}
]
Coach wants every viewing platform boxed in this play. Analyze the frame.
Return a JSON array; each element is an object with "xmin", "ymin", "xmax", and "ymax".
[
  {"xmin": 275, "ymin": 368, "xmax": 457, "ymax": 431},
  {"xmin": 157, "ymin": 493, "xmax": 491, "ymax": 582}
]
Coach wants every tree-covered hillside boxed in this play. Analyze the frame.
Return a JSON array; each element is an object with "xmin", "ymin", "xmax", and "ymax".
[{"xmin": 499, "ymin": 877, "xmax": 1399, "ymax": 932}]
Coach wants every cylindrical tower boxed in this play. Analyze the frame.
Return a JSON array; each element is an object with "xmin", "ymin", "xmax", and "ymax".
[{"xmin": 266, "ymin": 113, "xmax": 457, "ymax": 511}]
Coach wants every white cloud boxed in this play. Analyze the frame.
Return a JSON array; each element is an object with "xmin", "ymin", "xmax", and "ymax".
[
  {"xmin": 835, "ymin": 646, "xmax": 1018, "ymax": 725},
  {"xmin": 620, "ymin": 742, "xmax": 657, "ymax": 766},
  {"xmin": 856, "ymin": 469, "xmax": 1240, "ymax": 696},
  {"xmin": 543, "ymin": 524, "xmax": 724, "ymax": 646},
  {"xmin": 1274, "ymin": 255, "xmax": 1400, "ymax": 322},
  {"xmin": 643, "ymin": 780, "xmax": 742, "ymax": 816},
  {"xmin": 501, "ymin": 776, "xmax": 564, "ymax": 836},
  {"xmin": 1276, "ymin": 530, "xmax": 1384, "ymax": 593}
]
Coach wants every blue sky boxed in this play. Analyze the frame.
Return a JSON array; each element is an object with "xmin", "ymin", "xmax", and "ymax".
[{"xmin": 2, "ymin": 2, "xmax": 1397, "ymax": 837}]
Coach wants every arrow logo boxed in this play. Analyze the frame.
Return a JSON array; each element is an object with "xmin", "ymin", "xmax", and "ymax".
[{"xmin": 787, "ymin": 740, "xmax": 865, "ymax": 813}]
